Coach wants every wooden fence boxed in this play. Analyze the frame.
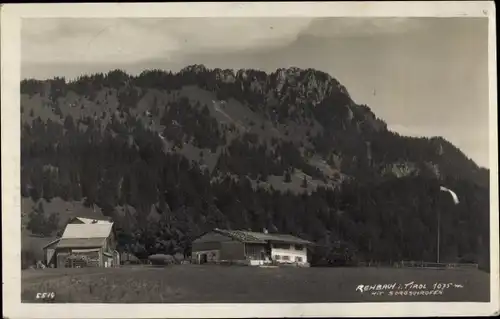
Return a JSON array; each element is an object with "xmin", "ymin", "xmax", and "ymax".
[
  {"xmin": 396, "ymin": 261, "xmax": 479, "ymax": 270},
  {"xmin": 353, "ymin": 260, "xmax": 479, "ymax": 270}
]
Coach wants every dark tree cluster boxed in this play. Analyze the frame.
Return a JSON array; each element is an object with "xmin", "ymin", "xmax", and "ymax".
[
  {"xmin": 160, "ymin": 97, "xmax": 225, "ymax": 152},
  {"xmin": 27, "ymin": 202, "xmax": 60, "ymax": 237},
  {"xmin": 20, "ymin": 65, "xmax": 490, "ymax": 270},
  {"xmin": 21, "ymin": 114, "xmax": 489, "ymax": 268},
  {"xmin": 117, "ymin": 86, "xmax": 141, "ymax": 114},
  {"xmin": 214, "ymin": 133, "xmax": 324, "ymax": 181}
]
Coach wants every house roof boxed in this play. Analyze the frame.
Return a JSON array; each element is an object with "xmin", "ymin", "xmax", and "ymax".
[
  {"xmin": 61, "ymin": 223, "xmax": 113, "ymax": 239},
  {"xmin": 70, "ymin": 217, "xmax": 113, "ymax": 224},
  {"xmin": 213, "ymin": 228, "xmax": 313, "ymax": 245},
  {"xmin": 57, "ymin": 237, "xmax": 107, "ymax": 248}
]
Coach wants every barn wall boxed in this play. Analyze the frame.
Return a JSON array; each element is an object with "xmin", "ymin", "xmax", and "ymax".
[
  {"xmin": 56, "ymin": 248, "xmax": 70, "ymax": 268},
  {"xmin": 109, "ymin": 232, "xmax": 117, "ymax": 251},
  {"xmin": 245, "ymin": 243, "xmax": 267, "ymax": 260},
  {"xmin": 55, "ymin": 247, "xmax": 104, "ymax": 268},
  {"xmin": 220, "ymin": 241, "xmax": 246, "ymax": 261},
  {"xmin": 192, "ymin": 250, "xmax": 220, "ymax": 264},
  {"xmin": 45, "ymin": 248, "xmax": 56, "ymax": 266},
  {"xmin": 99, "ymin": 248, "xmax": 104, "ymax": 267},
  {"xmin": 43, "ymin": 240, "xmax": 60, "ymax": 266}
]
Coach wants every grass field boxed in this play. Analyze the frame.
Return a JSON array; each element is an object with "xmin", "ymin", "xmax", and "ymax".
[{"xmin": 21, "ymin": 265, "xmax": 490, "ymax": 303}]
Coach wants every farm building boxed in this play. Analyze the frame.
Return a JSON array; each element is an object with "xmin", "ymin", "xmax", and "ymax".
[
  {"xmin": 42, "ymin": 238, "xmax": 61, "ymax": 267},
  {"xmin": 191, "ymin": 228, "xmax": 313, "ymax": 267},
  {"xmin": 67, "ymin": 216, "xmax": 113, "ymax": 225},
  {"xmin": 42, "ymin": 217, "xmax": 120, "ymax": 268}
]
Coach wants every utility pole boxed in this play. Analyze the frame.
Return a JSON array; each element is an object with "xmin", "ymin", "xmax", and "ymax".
[{"xmin": 437, "ymin": 185, "xmax": 459, "ymax": 265}]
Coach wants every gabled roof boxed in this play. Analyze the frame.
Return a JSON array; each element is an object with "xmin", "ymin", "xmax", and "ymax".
[
  {"xmin": 42, "ymin": 238, "xmax": 61, "ymax": 249},
  {"xmin": 57, "ymin": 238, "xmax": 107, "ymax": 248},
  {"xmin": 213, "ymin": 228, "xmax": 313, "ymax": 245},
  {"xmin": 61, "ymin": 223, "xmax": 113, "ymax": 239},
  {"xmin": 69, "ymin": 217, "xmax": 113, "ymax": 224}
]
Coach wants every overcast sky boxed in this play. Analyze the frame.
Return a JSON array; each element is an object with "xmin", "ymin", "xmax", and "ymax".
[{"xmin": 21, "ymin": 17, "xmax": 490, "ymax": 168}]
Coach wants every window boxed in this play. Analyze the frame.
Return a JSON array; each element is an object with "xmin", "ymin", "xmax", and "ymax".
[
  {"xmin": 295, "ymin": 245, "xmax": 304, "ymax": 250},
  {"xmin": 295, "ymin": 256, "xmax": 303, "ymax": 262},
  {"xmin": 274, "ymin": 255, "xmax": 281, "ymax": 260},
  {"xmin": 282, "ymin": 255, "xmax": 290, "ymax": 261}
]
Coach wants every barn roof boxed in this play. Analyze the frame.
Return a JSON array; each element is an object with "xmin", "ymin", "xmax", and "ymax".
[
  {"xmin": 42, "ymin": 238, "xmax": 61, "ymax": 249},
  {"xmin": 213, "ymin": 228, "xmax": 313, "ymax": 245},
  {"xmin": 57, "ymin": 237, "xmax": 107, "ymax": 248},
  {"xmin": 61, "ymin": 223, "xmax": 113, "ymax": 239},
  {"xmin": 70, "ymin": 217, "xmax": 113, "ymax": 224}
]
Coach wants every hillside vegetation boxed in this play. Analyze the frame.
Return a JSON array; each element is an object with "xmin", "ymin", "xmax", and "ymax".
[{"xmin": 20, "ymin": 66, "xmax": 490, "ymax": 269}]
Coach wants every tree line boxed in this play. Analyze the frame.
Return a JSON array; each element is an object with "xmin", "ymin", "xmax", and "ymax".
[
  {"xmin": 21, "ymin": 112, "xmax": 490, "ymax": 268},
  {"xmin": 20, "ymin": 66, "xmax": 490, "ymax": 269}
]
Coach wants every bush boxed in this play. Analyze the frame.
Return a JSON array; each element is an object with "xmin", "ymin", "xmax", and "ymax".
[
  {"xmin": 173, "ymin": 253, "xmax": 184, "ymax": 264},
  {"xmin": 27, "ymin": 203, "xmax": 60, "ymax": 237},
  {"xmin": 21, "ymin": 249, "xmax": 36, "ymax": 269}
]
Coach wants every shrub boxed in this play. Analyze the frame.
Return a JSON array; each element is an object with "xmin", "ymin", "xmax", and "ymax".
[
  {"xmin": 27, "ymin": 204, "xmax": 59, "ymax": 237},
  {"xmin": 173, "ymin": 253, "xmax": 184, "ymax": 264},
  {"xmin": 21, "ymin": 249, "xmax": 36, "ymax": 270}
]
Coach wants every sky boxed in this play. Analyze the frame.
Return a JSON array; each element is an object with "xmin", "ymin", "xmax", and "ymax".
[{"xmin": 21, "ymin": 17, "xmax": 490, "ymax": 168}]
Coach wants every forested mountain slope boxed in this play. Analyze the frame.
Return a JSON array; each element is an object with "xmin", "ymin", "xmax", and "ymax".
[{"xmin": 20, "ymin": 65, "xmax": 490, "ymax": 269}]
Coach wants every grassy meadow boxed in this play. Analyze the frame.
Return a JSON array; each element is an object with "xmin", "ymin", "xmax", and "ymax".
[{"xmin": 22, "ymin": 265, "xmax": 490, "ymax": 303}]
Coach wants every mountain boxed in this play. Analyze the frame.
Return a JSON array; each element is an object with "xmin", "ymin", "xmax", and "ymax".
[{"xmin": 20, "ymin": 65, "xmax": 490, "ymax": 269}]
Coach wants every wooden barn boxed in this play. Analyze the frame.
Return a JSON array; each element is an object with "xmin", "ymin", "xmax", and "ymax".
[
  {"xmin": 42, "ymin": 217, "xmax": 120, "ymax": 268},
  {"xmin": 66, "ymin": 216, "xmax": 113, "ymax": 225},
  {"xmin": 42, "ymin": 238, "xmax": 61, "ymax": 267},
  {"xmin": 191, "ymin": 228, "xmax": 313, "ymax": 267}
]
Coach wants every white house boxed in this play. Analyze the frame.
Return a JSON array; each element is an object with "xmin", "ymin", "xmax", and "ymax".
[{"xmin": 270, "ymin": 242, "xmax": 308, "ymax": 265}]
